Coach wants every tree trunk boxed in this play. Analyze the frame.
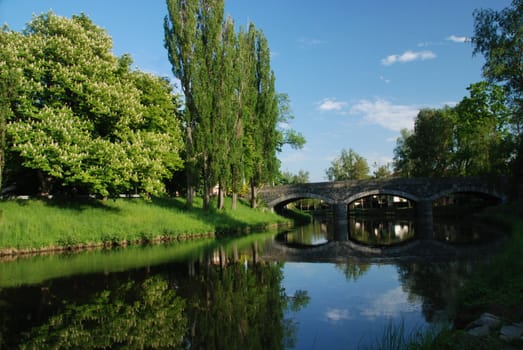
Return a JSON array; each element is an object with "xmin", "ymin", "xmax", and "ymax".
[
  {"xmin": 0, "ymin": 148, "xmax": 3, "ymax": 194},
  {"xmin": 186, "ymin": 170, "xmax": 194, "ymax": 207},
  {"xmin": 231, "ymin": 192, "xmax": 238, "ymax": 210},
  {"xmin": 217, "ymin": 182, "xmax": 224, "ymax": 210},
  {"xmin": 37, "ymin": 170, "xmax": 51, "ymax": 196},
  {"xmin": 231, "ymin": 170, "xmax": 238, "ymax": 210},
  {"xmin": 202, "ymin": 154, "xmax": 211, "ymax": 210},
  {"xmin": 185, "ymin": 124, "xmax": 195, "ymax": 207},
  {"xmin": 250, "ymin": 180, "xmax": 257, "ymax": 209}
]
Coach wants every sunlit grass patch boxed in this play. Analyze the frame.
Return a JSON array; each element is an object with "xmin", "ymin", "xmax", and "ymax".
[{"xmin": 0, "ymin": 197, "xmax": 288, "ymax": 252}]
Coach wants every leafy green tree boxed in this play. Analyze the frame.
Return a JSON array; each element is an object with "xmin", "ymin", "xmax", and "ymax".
[
  {"xmin": 453, "ymin": 81, "xmax": 512, "ymax": 175},
  {"xmin": 393, "ymin": 128, "xmax": 414, "ymax": 177},
  {"xmin": 326, "ymin": 148, "xmax": 370, "ymax": 181},
  {"xmin": 472, "ymin": 0, "xmax": 523, "ymax": 132},
  {"xmin": 165, "ymin": 1, "xmax": 304, "ymax": 208},
  {"xmin": 276, "ymin": 93, "xmax": 306, "ymax": 151},
  {"xmin": 393, "ymin": 86, "xmax": 512, "ymax": 178},
  {"xmin": 229, "ymin": 24, "xmax": 257, "ymax": 210},
  {"xmin": 248, "ymin": 30, "xmax": 280, "ymax": 207},
  {"xmin": 164, "ymin": 0, "xmax": 200, "ymax": 206},
  {"xmin": 279, "ymin": 170, "xmax": 310, "ymax": 184},
  {"xmin": 472, "ymin": 0, "xmax": 523, "ymax": 184},
  {"xmin": 0, "ymin": 31, "xmax": 16, "ymax": 192},
  {"xmin": 408, "ymin": 108, "xmax": 455, "ymax": 177},
  {"xmin": 373, "ymin": 163, "xmax": 392, "ymax": 179},
  {"xmin": 3, "ymin": 13, "xmax": 183, "ymax": 197}
]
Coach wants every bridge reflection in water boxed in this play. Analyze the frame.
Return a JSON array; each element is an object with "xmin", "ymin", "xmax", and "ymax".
[{"xmin": 264, "ymin": 221, "xmax": 503, "ymax": 264}]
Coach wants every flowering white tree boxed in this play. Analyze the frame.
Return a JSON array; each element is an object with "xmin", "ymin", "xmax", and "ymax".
[{"xmin": 2, "ymin": 13, "xmax": 184, "ymax": 196}]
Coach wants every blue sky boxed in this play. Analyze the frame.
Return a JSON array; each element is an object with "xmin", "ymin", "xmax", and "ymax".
[{"xmin": 0, "ymin": 0, "xmax": 511, "ymax": 182}]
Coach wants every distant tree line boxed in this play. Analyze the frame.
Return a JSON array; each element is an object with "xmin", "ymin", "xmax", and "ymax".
[
  {"xmin": 0, "ymin": 1, "xmax": 305, "ymax": 209},
  {"xmin": 393, "ymin": 82, "xmax": 513, "ymax": 177}
]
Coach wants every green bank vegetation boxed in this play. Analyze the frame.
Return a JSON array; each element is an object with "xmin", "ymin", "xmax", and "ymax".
[
  {"xmin": 0, "ymin": 197, "xmax": 289, "ymax": 255},
  {"xmin": 365, "ymin": 201, "xmax": 523, "ymax": 350}
]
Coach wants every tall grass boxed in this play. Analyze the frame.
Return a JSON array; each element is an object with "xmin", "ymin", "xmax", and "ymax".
[
  {"xmin": 0, "ymin": 197, "xmax": 289, "ymax": 252},
  {"xmin": 361, "ymin": 320, "xmax": 447, "ymax": 350}
]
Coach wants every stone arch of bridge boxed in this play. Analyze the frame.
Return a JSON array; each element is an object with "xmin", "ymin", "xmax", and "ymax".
[
  {"xmin": 427, "ymin": 186, "xmax": 507, "ymax": 203},
  {"xmin": 343, "ymin": 189, "xmax": 422, "ymax": 205},
  {"xmin": 267, "ymin": 192, "xmax": 337, "ymax": 210}
]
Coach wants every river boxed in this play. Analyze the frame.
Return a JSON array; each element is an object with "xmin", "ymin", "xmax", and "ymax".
[{"xmin": 0, "ymin": 216, "xmax": 497, "ymax": 349}]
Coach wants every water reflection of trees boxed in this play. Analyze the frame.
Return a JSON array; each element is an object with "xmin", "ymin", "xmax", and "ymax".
[
  {"xmin": 183, "ymin": 260, "xmax": 294, "ymax": 350},
  {"xmin": 19, "ymin": 276, "xmax": 187, "ymax": 349},
  {"xmin": 396, "ymin": 261, "xmax": 477, "ymax": 323},
  {"xmin": 335, "ymin": 262, "xmax": 371, "ymax": 282},
  {"xmin": 1, "ymin": 242, "xmax": 309, "ymax": 349}
]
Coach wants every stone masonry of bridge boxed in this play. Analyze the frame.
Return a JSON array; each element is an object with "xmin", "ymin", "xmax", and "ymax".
[{"xmin": 259, "ymin": 177, "xmax": 508, "ymax": 240}]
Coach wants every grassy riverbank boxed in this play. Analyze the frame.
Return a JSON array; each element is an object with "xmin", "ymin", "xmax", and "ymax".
[{"xmin": 0, "ymin": 197, "xmax": 289, "ymax": 255}]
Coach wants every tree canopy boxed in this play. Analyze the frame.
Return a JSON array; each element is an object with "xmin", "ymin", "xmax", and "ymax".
[
  {"xmin": 472, "ymin": 0, "xmax": 523, "ymax": 181},
  {"xmin": 393, "ymin": 82, "xmax": 512, "ymax": 177},
  {"xmin": 325, "ymin": 148, "xmax": 370, "ymax": 181},
  {"xmin": 164, "ymin": 0, "xmax": 304, "ymax": 209},
  {"xmin": 1, "ymin": 13, "xmax": 184, "ymax": 197}
]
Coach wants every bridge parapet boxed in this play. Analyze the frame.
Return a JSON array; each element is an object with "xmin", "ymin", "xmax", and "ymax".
[{"xmin": 259, "ymin": 176, "xmax": 508, "ymax": 209}]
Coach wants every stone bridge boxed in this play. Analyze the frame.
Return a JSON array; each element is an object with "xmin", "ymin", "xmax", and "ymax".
[{"xmin": 259, "ymin": 177, "xmax": 509, "ymax": 239}]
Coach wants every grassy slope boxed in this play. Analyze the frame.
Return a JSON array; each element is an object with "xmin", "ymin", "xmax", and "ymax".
[{"xmin": 0, "ymin": 197, "xmax": 289, "ymax": 253}]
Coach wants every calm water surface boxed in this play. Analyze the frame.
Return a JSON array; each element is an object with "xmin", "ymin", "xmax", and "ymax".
[{"xmin": 0, "ymin": 219, "xmax": 493, "ymax": 349}]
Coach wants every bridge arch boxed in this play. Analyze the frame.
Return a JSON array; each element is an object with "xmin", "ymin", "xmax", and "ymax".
[
  {"xmin": 427, "ymin": 186, "xmax": 507, "ymax": 203},
  {"xmin": 343, "ymin": 189, "xmax": 421, "ymax": 205},
  {"xmin": 266, "ymin": 192, "xmax": 336, "ymax": 210}
]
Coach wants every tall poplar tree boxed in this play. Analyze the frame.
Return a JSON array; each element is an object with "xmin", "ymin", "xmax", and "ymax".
[
  {"xmin": 249, "ymin": 30, "xmax": 279, "ymax": 208},
  {"xmin": 165, "ymin": 0, "xmax": 235, "ymax": 209},
  {"xmin": 228, "ymin": 24, "xmax": 255, "ymax": 209},
  {"xmin": 164, "ymin": 0, "xmax": 200, "ymax": 206},
  {"xmin": 165, "ymin": 0, "xmax": 303, "ymax": 209}
]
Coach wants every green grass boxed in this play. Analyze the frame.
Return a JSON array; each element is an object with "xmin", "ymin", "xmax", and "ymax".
[
  {"xmin": 452, "ymin": 202, "xmax": 523, "ymax": 319},
  {"xmin": 361, "ymin": 320, "xmax": 447, "ymax": 350},
  {"xmin": 0, "ymin": 196, "xmax": 289, "ymax": 252}
]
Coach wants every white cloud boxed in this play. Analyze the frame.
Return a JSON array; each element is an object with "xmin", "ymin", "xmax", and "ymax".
[
  {"xmin": 299, "ymin": 37, "xmax": 326, "ymax": 47},
  {"xmin": 379, "ymin": 75, "xmax": 391, "ymax": 84},
  {"xmin": 360, "ymin": 287, "xmax": 420, "ymax": 319},
  {"xmin": 317, "ymin": 98, "xmax": 348, "ymax": 112},
  {"xmin": 381, "ymin": 50, "xmax": 436, "ymax": 66},
  {"xmin": 446, "ymin": 35, "xmax": 469, "ymax": 43},
  {"xmin": 350, "ymin": 98, "xmax": 419, "ymax": 131},
  {"xmin": 325, "ymin": 308, "xmax": 352, "ymax": 322}
]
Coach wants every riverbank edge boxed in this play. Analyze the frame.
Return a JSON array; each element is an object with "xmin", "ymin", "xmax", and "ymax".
[
  {"xmin": 0, "ymin": 221, "xmax": 292, "ymax": 260},
  {"xmin": 0, "ymin": 197, "xmax": 292, "ymax": 260},
  {"xmin": 418, "ymin": 202, "xmax": 523, "ymax": 349}
]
